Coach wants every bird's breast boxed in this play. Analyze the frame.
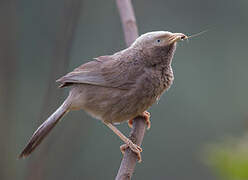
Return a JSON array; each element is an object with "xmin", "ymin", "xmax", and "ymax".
[
  {"xmin": 146, "ymin": 66, "xmax": 174, "ymax": 94},
  {"xmin": 132, "ymin": 66, "xmax": 174, "ymax": 110},
  {"xmin": 160, "ymin": 66, "xmax": 174, "ymax": 91}
]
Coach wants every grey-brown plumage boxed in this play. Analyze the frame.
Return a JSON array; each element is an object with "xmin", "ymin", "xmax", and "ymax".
[{"xmin": 19, "ymin": 31, "xmax": 187, "ymax": 160}]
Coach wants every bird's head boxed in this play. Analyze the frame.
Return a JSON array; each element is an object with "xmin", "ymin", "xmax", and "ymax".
[
  {"xmin": 132, "ymin": 31, "xmax": 187, "ymax": 49},
  {"xmin": 131, "ymin": 31, "xmax": 187, "ymax": 66}
]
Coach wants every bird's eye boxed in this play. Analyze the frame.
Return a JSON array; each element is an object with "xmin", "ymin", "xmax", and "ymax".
[{"xmin": 157, "ymin": 39, "xmax": 161, "ymax": 43}]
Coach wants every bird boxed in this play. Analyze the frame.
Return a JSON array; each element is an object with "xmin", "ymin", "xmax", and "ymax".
[{"xmin": 19, "ymin": 31, "xmax": 188, "ymax": 162}]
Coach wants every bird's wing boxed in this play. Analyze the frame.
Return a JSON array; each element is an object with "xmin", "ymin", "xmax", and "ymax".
[{"xmin": 57, "ymin": 55, "xmax": 144, "ymax": 90}]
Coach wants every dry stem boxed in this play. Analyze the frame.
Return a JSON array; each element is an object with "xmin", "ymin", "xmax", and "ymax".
[{"xmin": 115, "ymin": 0, "xmax": 147, "ymax": 179}]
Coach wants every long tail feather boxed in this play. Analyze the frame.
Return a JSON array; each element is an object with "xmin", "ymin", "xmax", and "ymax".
[{"xmin": 18, "ymin": 100, "xmax": 70, "ymax": 159}]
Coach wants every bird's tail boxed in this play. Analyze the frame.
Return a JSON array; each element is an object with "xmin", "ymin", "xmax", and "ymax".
[{"xmin": 18, "ymin": 99, "xmax": 71, "ymax": 159}]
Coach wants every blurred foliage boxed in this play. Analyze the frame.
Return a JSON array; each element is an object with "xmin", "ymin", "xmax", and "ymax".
[{"xmin": 206, "ymin": 135, "xmax": 248, "ymax": 180}]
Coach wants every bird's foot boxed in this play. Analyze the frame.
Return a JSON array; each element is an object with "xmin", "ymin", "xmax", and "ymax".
[
  {"xmin": 120, "ymin": 140, "xmax": 142, "ymax": 162},
  {"xmin": 128, "ymin": 111, "xmax": 151, "ymax": 130}
]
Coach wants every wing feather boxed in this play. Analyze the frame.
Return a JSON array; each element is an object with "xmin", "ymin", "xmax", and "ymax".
[{"xmin": 57, "ymin": 55, "xmax": 144, "ymax": 89}]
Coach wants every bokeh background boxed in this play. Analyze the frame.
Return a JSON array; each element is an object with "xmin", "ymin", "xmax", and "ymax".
[{"xmin": 1, "ymin": 0, "xmax": 248, "ymax": 179}]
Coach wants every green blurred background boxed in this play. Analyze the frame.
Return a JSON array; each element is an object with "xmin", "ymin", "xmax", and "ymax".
[{"xmin": 1, "ymin": 0, "xmax": 248, "ymax": 179}]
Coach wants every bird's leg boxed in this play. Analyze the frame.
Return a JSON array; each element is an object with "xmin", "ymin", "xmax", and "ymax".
[
  {"xmin": 104, "ymin": 122, "xmax": 142, "ymax": 162},
  {"xmin": 128, "ymin": 111, "xmax": 151, "ymax": 130}
]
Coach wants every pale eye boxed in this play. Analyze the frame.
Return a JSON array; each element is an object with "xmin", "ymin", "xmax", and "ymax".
[{"xmin": 157, "ymin": 39, "xmax": 161, "ymax": 43}]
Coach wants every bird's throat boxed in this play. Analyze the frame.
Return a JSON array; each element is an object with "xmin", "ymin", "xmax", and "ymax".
[{"xmin": 148, "ymin": 44, "xmax": 176, "ymax": 68}]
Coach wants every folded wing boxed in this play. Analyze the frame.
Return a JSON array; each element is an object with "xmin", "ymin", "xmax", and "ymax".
[{"xmin": 57, "ymin": 55, "xmax": 144, "ymax": 90}]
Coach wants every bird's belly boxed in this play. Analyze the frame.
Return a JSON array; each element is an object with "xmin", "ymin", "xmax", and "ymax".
[{"xmin": 69, "ymin": 84, "xmax": 156, "ymax": 124}]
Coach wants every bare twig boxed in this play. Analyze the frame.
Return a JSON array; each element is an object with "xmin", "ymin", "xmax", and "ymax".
[
  {"xmin": 115, "ymin": 0, "xmax": 147, "ymax": 179},
  {"xmin": 116, "ymin": 117, "xmax": 147, "ymax": 180},
  {"xmin": 116, "ymin": 0, "xmax": 138, "ymax": 47}
]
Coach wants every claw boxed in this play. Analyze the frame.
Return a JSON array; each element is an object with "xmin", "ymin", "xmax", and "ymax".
[
  {"xmin": 127, "ymin": 111, "xmax": 151, "ymax": 130},
  {"xmin": 142, "ymin": 111, "xmax": 151, "ymax": 130},
  {"xmin": 120, "ymin": 141, "xmax": 142, "ymax": 162},
  {"xmin": 120, "ymin": 144, "xmax": 129, "ymax": 154},
  {"xmin": 128, "ymin": 119, "xmax": 133, "ymax": 129}
]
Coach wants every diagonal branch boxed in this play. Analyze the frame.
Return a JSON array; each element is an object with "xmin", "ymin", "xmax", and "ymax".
[
  {"xmin": 115, "ymin": 0, "xmax": 147, "ymax": 179},
  {"xmin": 116, "ymin": 0, "xmax": 138, "ymax": 47}
]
